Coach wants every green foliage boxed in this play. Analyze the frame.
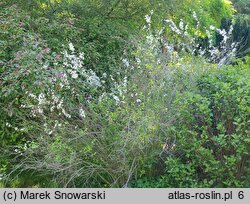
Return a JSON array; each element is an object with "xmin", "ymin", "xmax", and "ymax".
[
  {"xmin": 133, "ymin": 62, "xmax": 250, "ymax": 188},
  {"xmin": 0, "ymin": 0, "xmax": 249, "ymax": 188},
  {"xmin": 0, "ymin": 5, "xmax": 27, "ymax": 62},
  {"xmin": 151, "ymin": 0, "xmax": 234, "ymax": 34},
  {"xmin": 231, "ymin": 0, "xmax": 250, "ymax": 14}
]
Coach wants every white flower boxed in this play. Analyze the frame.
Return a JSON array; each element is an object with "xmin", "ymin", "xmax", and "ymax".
[
  {"xmin": 37, "ymin": 108, "xmax": 43, "ymax": 114},
  {"xmin": 166, "ymin": 19, "xmax": 181, "ymax": 35},
  {"xmin": 6, "ymin": 122, "xmax": 11, "ymax": 127},
  {"xmin": 193, "ymin": 11, "xmax": 198, "ymax": 21},
  {"xmin": 69, "ymin": 43, "xmax": 75, "ymax": 52},
  {"xmin": 122, "ymin": 58, "xmax": 130, "ymax": 67},
  {"xmin": 179, "ymin": 20, "xmax": 184, "ymax": 30},
  {"xmin": 146, "ymin": 34, "xmax": 154, "ymax": 44},
  {"xmin": 79, "ymin": 52, "xmax": 84, "ymax": 60},
  {"xmin": 62, "ymin": 108, "xmax": 71, "ymax": 118},
  {"xmin": 87, "ymin": 72, "xmax": 101, "ymax": 87},
  {"xmin": 209, "ymin": 25, "xmax": 215, "ymax": 30},
  {"xmin": 217, "ymin": 29, "xmax": 226, "ymax": 36},
  {"xmin": 98, "ymin": 92, "xmax": 107, "ymax": 102},
  {"xmin": 145, "ymin": 14, "xmax": 151, "ymax": 24},
  {"xmin": 113, "ymin": 95, "xmax": 120, "ymax": 103},
  {"xmin": 206, "ymin": 30, "xmax": 211, "ymax": 38},
  {"xmin": 136, "ymin": 99, "xmax": 141, "ymax": 103},
  {"xmin": 136, "ymin": 57, "xmax": 141, "ymax": 64},
  {"xmin": 79, "ymin": 108, "xmax": 86, "ymax": 118},
  {"xmin": 71, "ymin": 72, "xmax": 78, "ymax": 79},
  {"xmin": 38, "ymin": 93, "xmax": 45, "ymax": 105}
]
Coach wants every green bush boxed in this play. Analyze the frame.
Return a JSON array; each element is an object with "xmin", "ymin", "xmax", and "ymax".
[{"xmin": 133, "ymin": 62, "xmax": 250, "ymax": 187}]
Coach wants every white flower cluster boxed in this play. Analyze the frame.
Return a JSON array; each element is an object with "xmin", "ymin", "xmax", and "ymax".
[
  {"xmin": 63, "ymin": 43, "xmax": 101, "ymax": 87},
  {"xmin": 110, "ymin": 75, "xmax": 128, "ymax": 104},
  {"xmin": 98, "ymin": 75, "xmax": 128, "ymax": 105},
  {"xmin": 19, "ymin": 42, "xmax": 121, "ymax": 135},
  {"xmin": 63, "ymin": 44, "xmax": 84, "ymax": 79},
  {"xmin": 144, "ymin": 10, "xmax": 153, "ymax": 25},
  {"xmin": 79, "ymin": 108, "xmax": 86, "ymax": 118},
  {"xmin": 193, "ymin": 11, "xmax": 200, "ymax": 34},
  {"xmin": 44, "ymin": 120, "xmax": 62, "ymax": 135},
  {"xmin": 207, "ymin": 25, "xmax": 237, "ymax": 66},
  {"xmin": 23, "ymin": 89, "xmax": 71, "ymax": 119},
  {"xmin": 87, "ymin": 70, "xmax": 101, "ymax": 87},
  {"xmin": 164, "ymin": 19, "xmax": 182, "ymax": 35},
  {"xmin": 162, "ymin": 13, "xmax": 237, "ymax": 66},
  {"xmin": 14, "ymin": 141, "xmax": 38, "ymax": 156},
  {"xmin": 5, "ymin": 122, "xmax": 25, "ymax": 132},
  {"xmin": 122, "ymin": 58, "xmax": 130, "ymax": 68}
]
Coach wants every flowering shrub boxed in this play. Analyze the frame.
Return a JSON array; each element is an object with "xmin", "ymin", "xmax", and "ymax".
[
  {"xmin": 153, "ymin": 11, "xmax": 238, "ymax": 66},
  {"xmin": 0, "ymin": 3, "xmax": 249, "ymax": 188},
  {"xmin": 125, "ymin": 12, "xmax": 249, "ymax": 188},
  {"xmin": 0, "ymin": 32, "xmax": 137, "ymax": 187}
]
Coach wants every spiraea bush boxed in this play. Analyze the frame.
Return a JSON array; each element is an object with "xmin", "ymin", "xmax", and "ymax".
[
  {"xmin": 128, "ymin": 12, "xmax": 249, "ymax": 188},
  {"xmin": 0, "ymin": 37, "xmax": 131, "ymax": 187}
]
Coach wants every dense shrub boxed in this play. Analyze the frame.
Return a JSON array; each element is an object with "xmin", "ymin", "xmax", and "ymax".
[{"xmin": 132, "ymin": 60, "xmax": 250, "ymax": 188}]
